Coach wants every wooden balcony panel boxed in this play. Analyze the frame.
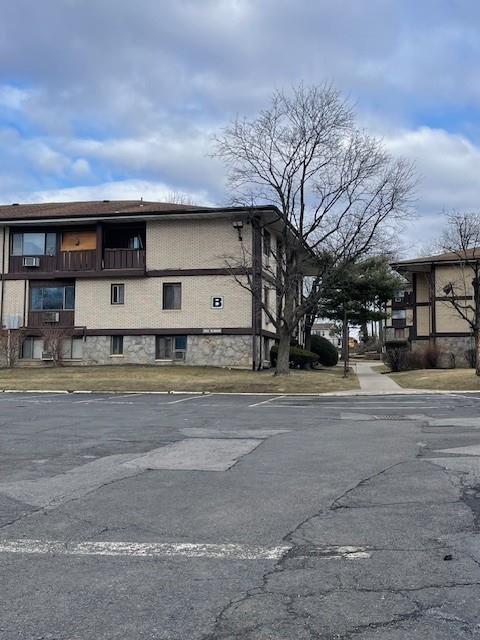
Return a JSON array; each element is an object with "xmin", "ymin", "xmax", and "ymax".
[
  {"xmin": 103, "ymin": 248, "xmax": 146, "ymax": 270},
  {"xmin": 27, "ymin": 310, "xmax": 75, "ymax": 328},
  {"xmin": 9, "ymin": 250, "xmax": 96, "ymax": 274}
]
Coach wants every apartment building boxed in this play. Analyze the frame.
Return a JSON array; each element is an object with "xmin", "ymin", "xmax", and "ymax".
[
  {"xmin": 387, "ymin": 250, "xmax": 476, "ymax": 362},
  {"xmin": 0, "ymin": 201, "xmax": 287, "ymax": 368}
]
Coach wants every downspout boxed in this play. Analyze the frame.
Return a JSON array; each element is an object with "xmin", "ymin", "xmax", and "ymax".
[{"xmin": 0, "ymin": 226, "xmax": 6, "ymax": 328}]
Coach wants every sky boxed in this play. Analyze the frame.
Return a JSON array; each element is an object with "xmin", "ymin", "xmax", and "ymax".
[{"xmin": 1, "ymin": 0, "xmax": 480, "ymax": 254}]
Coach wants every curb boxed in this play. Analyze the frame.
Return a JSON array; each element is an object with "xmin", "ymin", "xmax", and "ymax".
[{"xmin": 0, "ymin": 389, "xmax": 479, "ymax": 397}]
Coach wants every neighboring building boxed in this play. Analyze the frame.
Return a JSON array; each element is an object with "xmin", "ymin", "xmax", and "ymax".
[
  {"xmin": 311, "ymin": 322, "xmax": 342, "ymax": 349},
  {"xmin": 388, "ymin": 250, "xmax": 476, "ymax": 363},
  {"xmin": 0, "ymin": 201, "xmax": 301, "ymax": 369}
]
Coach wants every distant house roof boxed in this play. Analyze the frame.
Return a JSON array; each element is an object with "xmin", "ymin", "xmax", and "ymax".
[
  {"xmin": 392, "ymin": 247, "xmax": 480, "ymax": 269},
  {"xmin": 0, "ymin": 200, "xmax": 279, "ymax": 223}
]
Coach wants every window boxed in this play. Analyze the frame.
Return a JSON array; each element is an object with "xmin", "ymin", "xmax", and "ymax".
[
  {"xmin": 30, "ymin": 284, "xmax": 75, "ymax": 310},
  {"xmin": 21, "ymin": 337, "xmax": 43, "ymax": 359},
  {"xmin": 62, "ymin": 337, "xmax": 83, "ymax": 359},
  {"xmin": 11, "ymin": 232, "xmax": 56, "ymax": 256},
  {"xmin": 111, "ymin": 284, "xmax": 125, "ymax": 305},
  {"xmin": 110, "ymin": 335, "xmax": 124, "ymax": 356},
  {"xmin": 163, "ymin": 283, "xmax": 181, "ymax": 310},
  {"xmin": 394, "ymin": 291, "xmax": 404, "ymax": 302},
  {"xmin": 394, "ymin": 328, "xmax": 406, "ymax": 338},
  {"xmin": 392, "ymin": 309, "xmax": 406, "ymax": 320},
  {"xmin": 264, "ymin": 286, "xmax": 271, "ymax": 323},
  {"xmin": 263, "ymin": 229, "xmax": 271, "ymax": 257},
  {"xmin": 155, "ymin": 335, "xmax": 187, "ymax": 360}
]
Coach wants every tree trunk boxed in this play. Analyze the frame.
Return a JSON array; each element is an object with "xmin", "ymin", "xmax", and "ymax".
[
  {"xmin": 275, "ymin": 329, "xmax": 291, "ymax": 375},
  {"xmin": 304, "ymin": 322, "xmax": 312, "ymax": 352},
  {"xmin": 342, "ymin": 307, "xmax": 349, "ymax": 378},
  {"xmin": 475, "ymin": 328, "xmax": 480, "ymax": 377},
  {"xmin": 360, "ymin": 321, "xmax": 368, "ymax": 343}
]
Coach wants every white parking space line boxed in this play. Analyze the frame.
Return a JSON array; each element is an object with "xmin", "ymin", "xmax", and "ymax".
[
  {"xmin": 167, "ymin": 394, "xmax": 210, "ymax": 404},
  {"xmin": 0, "ymin": 539, "xmax": 290, "ymax": 561},
  {"xmin": 249, "ymin": 395, "xmax": 286, "ymax": 408}
]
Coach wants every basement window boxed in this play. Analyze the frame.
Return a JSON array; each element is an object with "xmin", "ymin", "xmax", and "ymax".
[
  {"xmin": 156, "ymin": 335, "xmax": 187, "ymax": 361},
  {"xmin": 110, "ymin": 335, "xmax": 124, "ymax": 356}
]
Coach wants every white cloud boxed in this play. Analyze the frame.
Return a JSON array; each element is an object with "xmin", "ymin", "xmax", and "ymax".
[{"xmin": 14, "ymin": 179, "xmax": 213, "ymax": 207}]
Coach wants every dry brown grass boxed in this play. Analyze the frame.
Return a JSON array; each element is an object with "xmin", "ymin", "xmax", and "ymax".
[
  {"xmin": 387, "ymin": 368, "xmax": 480, "ymax": 390},
  {"xmin": 0, "ymin": 364, "xmax": 359, "ymax": 393}
]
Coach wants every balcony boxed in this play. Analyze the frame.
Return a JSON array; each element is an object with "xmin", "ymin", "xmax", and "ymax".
[
  {"xmin": 10, "ymin": 251, "xmax": 96, "ymax": 274},
  {"xmin": 9, "ymin": 223, "xmax": 146, "ymax": 275},
  {"xmin": 103, "ymin": 248, "xmax": 145, "ymax": 270},
  {"xmin": 27, "ymin": 310, "xmax": 75, "ymax": 328}
]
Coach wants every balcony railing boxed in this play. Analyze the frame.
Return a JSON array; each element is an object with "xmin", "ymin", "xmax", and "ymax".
[
  {"xmin": 103, "ymin": 248, "xmax": 145, "ymax": 270},
  {"xmin": 10, "ymin": 250, "xmax": 96, "ymax": 274},
  {"xmin": 9, "ymin": 248, "xmax": 146, "ymax": 274}
]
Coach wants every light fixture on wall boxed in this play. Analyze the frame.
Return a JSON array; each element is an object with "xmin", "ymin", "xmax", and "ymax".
[{"xmin": 232, "ymin": 220, "xmax": 244, "ymax": 241}]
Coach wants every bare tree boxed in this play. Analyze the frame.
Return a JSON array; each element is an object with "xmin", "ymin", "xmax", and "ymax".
[
  {"xmin": 41, "ymin": 325, "xmax": 74, "ymax": 366},
  {"xmin": 439, "ymin": 212, "xmax": 480, "ymax": 375},
  {"xmin": 0, "ymin": 328, "xmax": 23, "ymax": 368},
  {"xmin": 215, "ymin": 84, "xmax": 415, "ymax": 374}
]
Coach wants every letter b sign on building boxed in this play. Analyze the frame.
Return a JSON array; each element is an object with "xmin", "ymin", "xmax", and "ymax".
[{"xmin": 211, "ymin": 296, "xmax": 224, "ymax": 309}]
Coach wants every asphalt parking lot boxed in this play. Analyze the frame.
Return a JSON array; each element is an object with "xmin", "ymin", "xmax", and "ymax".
[{"xmin": 1, "ymin": 391, "xmax": 480, "ymax": 639}]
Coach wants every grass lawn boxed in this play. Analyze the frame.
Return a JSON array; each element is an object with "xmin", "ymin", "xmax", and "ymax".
[
  {"xmin": 0, "ymin": 364, "xmax": 359, "ymax": 394},
  {"xmin": 386, "ymin": 368, "xmax": 480, "ymax": 390}
]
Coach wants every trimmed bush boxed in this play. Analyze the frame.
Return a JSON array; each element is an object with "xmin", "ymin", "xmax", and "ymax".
[
  {"xmin": 310, "ymin": 335, "xmax": 339, "ymax": 367},
  {"xmin": 270, "ymin": 345, "xmax": 319, "ymax": 369}
]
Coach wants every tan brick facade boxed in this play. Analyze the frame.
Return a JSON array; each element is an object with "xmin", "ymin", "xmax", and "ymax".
[
  {"xmin": 75, "ymin": 275, "xmax": 252, "ymax": 329},
  {"xmin": 146, "ymin": 219, "xmax": 252, "ymax": 271}
]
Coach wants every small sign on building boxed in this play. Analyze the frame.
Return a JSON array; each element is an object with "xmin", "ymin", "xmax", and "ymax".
[{"xmin": 211, "ymin": 296, "xmax": 224, "ymax": 309}]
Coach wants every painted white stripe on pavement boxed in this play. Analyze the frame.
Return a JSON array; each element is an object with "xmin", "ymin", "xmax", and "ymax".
[
  {"xmin": 249, "ymin": 395, "xmax": 286, "ymax": 407},
  {"xmin": 167, "ymin": 394, "xmax": 210, "ymax": 404},
  {"xmin": 0, "ymin": 539, "xmax": 290, "ymax": 560}
]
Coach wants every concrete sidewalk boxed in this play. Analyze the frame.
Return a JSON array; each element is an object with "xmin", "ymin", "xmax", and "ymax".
[{"xmin": 353, "ymin": 361, "xmax": 403, "ymax": 392}]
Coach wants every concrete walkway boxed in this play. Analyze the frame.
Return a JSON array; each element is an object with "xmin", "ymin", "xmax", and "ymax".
[{"xmin": 354, "ymin": 361, "xmax": 403, "ymax": 392}]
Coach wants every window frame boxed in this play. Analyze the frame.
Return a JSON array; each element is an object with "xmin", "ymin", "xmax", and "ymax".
[
  {"xmin": 110, "ymin": 335, "xmax": 124, "ymax": 356},
  {"xmin": 111, "ymin": 283, "xmax": 125, "ymax": 305},
  {"xmin": 30, "ymin": 284, "xmax": 75, "ymax": 311},
  {"xmin": 11, "ymin": 231, "xmax": 57, "ymax": 256},
  {"xmin": 162, "ymin": 283, "xmax": 182, "ymax": 310},
  {"xmin": 155, "ymin": 335, "xmax": 187, "ymax": 361}
]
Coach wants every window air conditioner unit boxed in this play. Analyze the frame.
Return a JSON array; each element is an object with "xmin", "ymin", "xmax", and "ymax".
[
  {"xmin": 43, "ymin": 311, "xmax": 60, "ymax": 323},
  {"xmin": 23, "ymin": 256, "xmax": 40, "ymax": 267},
  {"xmin": 41, "ymin": 351, "xmax": 54, "ymax": 361}
]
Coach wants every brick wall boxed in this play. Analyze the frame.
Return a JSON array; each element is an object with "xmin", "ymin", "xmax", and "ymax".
[{"xmin": 75, "ymin": 275, "xmax": 253, "ymax": 329}]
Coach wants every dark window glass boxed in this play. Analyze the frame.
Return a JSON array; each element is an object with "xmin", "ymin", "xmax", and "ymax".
[
  {"xmin": 64, "ymin": 286, "xmax": 75, "ymax": 310},
  {"xmin": 111, "ymin": 335, "xmax": 123, "ymax": 355},
  {"xmin": 163, "ymin": 283, "xmax": 181, "ymax": 310},
  {"xmin": 111, "ymin": 284, "xmax": 125, "ymax": 305},
  {"xmin": 155, "ymin": 336, "xmax": 172, "ymax": 359},
  {"xmin": 42, "ymin": 287, "xmax": 64, "ymax": 310},
  {"xmin": 30, "ymin": 285, "xmax": 75, "ymax": 310},
  {"xmin": 21, "ymin": 337, "xmax": 34, "ymax": 359},
  {"xmin": 45, "ymin": 233, "xmax": 57, "ymax": 256},
  {"xmin": 23, "ymin": 233, "xmax": 45, "ymax": 255},
  {"xmin": 156, "ymin": 335, "xmax": 187, "ymax": 360},
  {"xmin": 11, "ymin": 233, "xmax": 23, "ymax": 256},
  {"xmin": 175, "ymin": 336, "xmax": 187, "ymax": 350},
  {"xmin": 11, "ymin": 232, "xmax": 57, "ymax": 256}
]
